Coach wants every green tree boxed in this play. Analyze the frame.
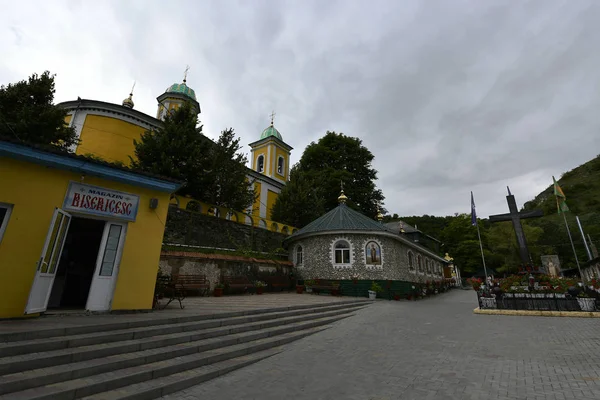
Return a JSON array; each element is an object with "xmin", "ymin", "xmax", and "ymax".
[
  {"xmin": 0, "ymin": 71, "xmax": 77, "ymax": 150},
  {"xmin": 203, "ymin": 127, "xmax": 256, "ymax": 211},
  {"xmin": 131, "ymin": 104, "xmax": 255, "ymax": 211},
  {"xmin": 273, "ymin": 131, "xmax": 384, "ymax": 226},
  {"xmin": 270, "ymin": 165, "xmax": 326, "ymax": 227},
  {"xmin": 131, "ymin": 104, "xmax": 210, "ymax": 199}
]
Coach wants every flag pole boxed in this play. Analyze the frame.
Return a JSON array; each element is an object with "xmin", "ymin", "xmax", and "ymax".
[
  {"xmin": 471, "ymin": 192, "xmax": 489, "ymax": 281},
  {"xmin": 476, "ymin": 220, "xmax": 489, "ymax": 281},
  {"xmin": 575, "ymin": 216, "xmax": 593, "ymax": 261},
  {"xmin": 562, "ymin": 212, "xmax": 584, "ymax": 282}
]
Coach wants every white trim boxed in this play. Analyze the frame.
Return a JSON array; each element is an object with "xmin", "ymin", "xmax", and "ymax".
[
  {"xmin": 256, "ymin": 153, "xmax": 265, "ymax": 173},
  {"xmin": 276, "ymin": 155, "xmax": 286, "ymax": 177},
  {"xmin": 286, "ymin": 230, "xmax": 448, "ymax": 262},
  {"xmin": 407, "ymin": 250, "xmax": 416, "ymax": 273},
  {"xmin": 259, "ymin": 183, "xmax": 268, "ymax": 219},
  {"xmin": 0, "ymin": 203, "xmax": 13, "ymax": 246},
  {"xmin": 363, "ymin": 238, "xmax": 383, "ymax": 270},
  {"xmin": 69, "ymin": 110, "xmax": 87, "ymax": 152},
  {"xmin": 267, "ymin": 145, "xmax": 272, "ymax": 177},
  {"xmin": 294, "ymin": 244, "xmax": 304, "ymax": 268},
  {"xmin": 330, "ymin": 237, "xmax": 353, "ymax": 269}
]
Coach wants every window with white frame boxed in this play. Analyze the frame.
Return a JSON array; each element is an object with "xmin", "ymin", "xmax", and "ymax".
[
  {"xmin": 257, "ymin": 155, "xmax": 265, "ymax": 173},
  {"xmin": 333, "ymin": 240, "xmax": 351, "ymax": 265},
  {"xmin": 277, "ymin": 156, "xmax": 285, "ymax": 175},
  {"xmin": 0, "ymin": 203, "xmax": 13, "ymax": 245},
  {"xmin": 408, "ymin": 251, "xmax": 415, "ymax": 272},
  {"xmin": 295, "ymin": 245, "xmax": 303, "ymax": 266}
]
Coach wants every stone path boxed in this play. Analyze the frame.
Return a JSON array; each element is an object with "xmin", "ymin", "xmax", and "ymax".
[{"xmin": 163, "ymin": 290, "xmax": 600, "ymax": 400}]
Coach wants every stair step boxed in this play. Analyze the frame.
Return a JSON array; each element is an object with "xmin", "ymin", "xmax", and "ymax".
[
  {"xmin": 0, "ymin": 302, "xmax": 365, "ymax": 358},
  {"xmin": 81, "ymin": 347, "xmax": 282, "ymax": 400},
  {"xmin": 1, "ymin": 326, "xmax": 329, "ymax": 399},
  {"xmin": 0, "ymin": 306, "xmax": 357, "ymax": 378},
  {"xmin": 0, "ymin": 300, "xmax": 367, "ymax": 343},
  {"xmin": 0, "ymin": 314, "xmax": 351, "ymax": 395}
]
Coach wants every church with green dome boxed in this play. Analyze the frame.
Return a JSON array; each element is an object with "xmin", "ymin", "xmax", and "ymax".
[{"xmin": 57, "ymin": 69, "xmax": 294, "ymax": 232}]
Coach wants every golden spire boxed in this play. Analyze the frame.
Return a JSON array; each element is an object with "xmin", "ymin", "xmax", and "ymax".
[
  {"xmin": 183, "ymin": 65, "xmax": 190, "ymax": 84},
  {"xmin": 270, "ymin": 110, "xmax": 276, "ymax": 126},
  {"xmin": 338, "ymin": 181, "xmax": 348, "ymax": 204},
  {"xmin": 444, "ymin": 253, "xmax": 454, "ymax": 262},
  {"xmin": 376, "ymin": 203, "xmax": 383, "ymax": 222},
  {"xmin": 122, "ymin": 81, "xmax": 135, "ymax": 109}
]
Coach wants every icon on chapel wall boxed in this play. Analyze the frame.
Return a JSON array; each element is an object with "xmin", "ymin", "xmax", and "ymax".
[{"xmin": 365, "ymin": 241, "xmax": 381, "ymax": 265}]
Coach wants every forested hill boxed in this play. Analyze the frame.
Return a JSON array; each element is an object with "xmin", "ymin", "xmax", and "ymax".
[
  {"xmin": 523, "ymin": 154, "xmax": 600, "ymax": 215},
  {"xmin": 385, "ymin": 154, "xmax": 600, "ymax": 276}
]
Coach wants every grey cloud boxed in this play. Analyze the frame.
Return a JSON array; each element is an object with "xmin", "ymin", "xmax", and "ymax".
[{"xmin": 3, "ymin": 0, "xmax": 598, "ymax": 217}]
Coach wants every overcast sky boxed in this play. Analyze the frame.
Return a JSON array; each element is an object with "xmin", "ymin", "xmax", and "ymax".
[{"xmin": 2, "ymin": 0, "xmax": 599, "ymax": 217}]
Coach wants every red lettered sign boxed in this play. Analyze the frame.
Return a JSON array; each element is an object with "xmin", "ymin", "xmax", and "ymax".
[{"xmin": 63, "ymin": 182, "xmax": 140, "ymax": 222}]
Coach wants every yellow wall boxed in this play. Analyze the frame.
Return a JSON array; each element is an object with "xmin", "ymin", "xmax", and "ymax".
[
  {"xmin": 267, "ymin": 189, "xmax": 278, "ymax": 220},
  {"xmin": 75, "ymin": 114, "xmax": 147, "ymax": 165},
  {"xmin": 0, "ymin": 157, "xmax": 171, "ymax": 318},
  {"xmin": 251, "ymin": 143, "xmax": 269, "ymax": 173},
  {"xmin": 252, "ymin": 182, "xmax": 262, "ymax": 217}
]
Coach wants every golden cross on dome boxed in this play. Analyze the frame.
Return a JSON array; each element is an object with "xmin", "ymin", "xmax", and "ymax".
[
  {"xmin": 183, "ymin": 65, "xmax": 190, "ymax": 83},
  {"xmin": 270, "ymin": 110, "xmax": 276, "ymax": 126},
  {"xmin": 130, "ymin": 81, "xmax": 136, "ymax": 96}
]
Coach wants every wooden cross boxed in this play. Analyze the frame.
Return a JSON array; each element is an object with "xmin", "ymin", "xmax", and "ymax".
[{"xmin": 488, "ymin": 186, "xmax": 543, "ymax": 265}]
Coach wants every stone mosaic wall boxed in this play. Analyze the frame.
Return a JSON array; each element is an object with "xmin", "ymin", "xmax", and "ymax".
[{"xmin": 288, "ymin": 233, "xmax": 445, "ymax": 283}]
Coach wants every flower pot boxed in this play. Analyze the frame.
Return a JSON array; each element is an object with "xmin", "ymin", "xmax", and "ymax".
[
  {"xmin": 393, "ymin": 294, "xmax": 400, "ymax": 301},
  {"xmin": 214, "ymin": 288, "xmax": 223, "ymax": 297},
  {"xmin": 368, "ymin": 290, "xmax": 377, "ymax": 300},
  {"xmin": 577, "ymin": 297, "xmax": 595, "ymax": 312},
  {"xmin": 256, "ymin": 287, "xmax": 264, "ymax": 295},
  {"xmin": 296, "ymin": 285, "xmax": 304, "ymax": 294},
  {"xmin": 306, "ymin": 287, "xmax": 313, "ymax": 293}
]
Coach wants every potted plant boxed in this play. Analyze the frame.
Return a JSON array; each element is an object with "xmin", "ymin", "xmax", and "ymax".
[
  {"xmin": 368, "ymin": 281, "xmax": 383, "ymax": 300},
  {"xmin": 305, "ymin": 280, "xmax": 314, "ymax": 293},
  {"xmin": 393, "ymin": 293, "xmax": 401, "ymax": 301},
  {"xmin": 255, "ymin": 280, "xmax": 266, "ymax": 295},
  {"xmin": 577, "ymin": 291, "xmax": 596, "ymax": 311},
  {"xmin": 296, "ymin": 282, "xmax": 304, "ymax": 294},
  {"xmin": 214, "ymin": 282, "xmax": 225, "ymax": 297}
]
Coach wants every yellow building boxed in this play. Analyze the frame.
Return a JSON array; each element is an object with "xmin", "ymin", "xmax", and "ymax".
[
  {"xmin": 0, "ymin": 138, "xmax": 181, "ymax": 318},
  {"xmin": 57, "ymin": 77, "xmax": 293, "ymax": 227}
]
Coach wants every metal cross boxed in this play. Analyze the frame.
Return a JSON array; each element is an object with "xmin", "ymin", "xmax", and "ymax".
[
  {"xmin": 130, "ymin": 81, "xmax": 136, "ymax": 96},
  {"xmin": 183, "ymin": 65, "xmax": 190, "ymax": 83},
  {"xmin": 270, "ymin": 110, "xmax": 276, "ymax": 125}
]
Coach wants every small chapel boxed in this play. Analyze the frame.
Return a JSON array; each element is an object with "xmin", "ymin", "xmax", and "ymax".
[{"xmin": 284, "ymin": 190, "xmax": 452, "ymax": 282}]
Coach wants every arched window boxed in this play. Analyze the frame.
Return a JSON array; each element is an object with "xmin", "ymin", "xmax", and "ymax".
[
  {"xmin": 296, "ymin": 245, "xmax": 303, "ymax": 266},
  {"xmin": 408, "ymin": 251, "xmax": 415, "ymax": 272},
  {"xmin": 334, "ymin": 240, "xmax": 351, "ymax": 265},
  {"xmin": 426, "ymin": 259, "xmax": 431, "ymax": 274},
  {"xmin": 417, "ymin": 255, "xmax": 423, "ymax": 273},
  {"xmin": 277, "ymin": 156, "xmax": 285, "ymax": 175},
  {"xmin": 257, "ymin": 155, "xmax": 264, "ymax": 173}
]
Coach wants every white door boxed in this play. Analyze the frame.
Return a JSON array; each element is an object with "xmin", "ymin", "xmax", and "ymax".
[
  {"xmin": 25, "ymin": 208, "xmax": 72, "ymax": 314},
  {"xmin": 86, "ymin": 222, "xmax": 127, "ymax": 311}
]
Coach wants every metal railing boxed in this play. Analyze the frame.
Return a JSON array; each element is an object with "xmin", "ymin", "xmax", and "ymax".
[{"xmin": 477, "ymin": 292, "xmax": 599, "ymax": 312}]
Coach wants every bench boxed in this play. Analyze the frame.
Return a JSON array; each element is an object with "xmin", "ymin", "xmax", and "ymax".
[
  {"xmin": 310, "ymin": 279, "xmax": 341, "ymax": 296},
  {"xmin": 264, "ymin": 275, "xmax": 291, "ymax": 292},
  {"xmin": 223, "ymin": 275, "xmax": 255, "ymax": 294},
  {"xmin": 162, "ymin": 274, "xmax": 210, "ymax": 309}
]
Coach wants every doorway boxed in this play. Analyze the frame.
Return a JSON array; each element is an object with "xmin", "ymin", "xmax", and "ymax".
[{"xmin": 48, "ymin": 217, "xmax": 105, "ymax": 309}]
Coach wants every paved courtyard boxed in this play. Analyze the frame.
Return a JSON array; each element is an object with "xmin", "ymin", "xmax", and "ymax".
[{"xmin": 163, "ymin": 289, "xmax": 600, "ymax": 400}]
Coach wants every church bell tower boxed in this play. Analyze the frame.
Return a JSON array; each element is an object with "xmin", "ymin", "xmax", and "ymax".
[{"xmin": 248, "ymin": 112, "xmax": 293, "ymax": 183}]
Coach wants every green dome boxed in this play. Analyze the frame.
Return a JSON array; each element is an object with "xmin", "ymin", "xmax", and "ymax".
[
  {"xmin": 165, "ymin": 82, "xmax": 197, "ymax": 101},
  {"xmin": 260, "ymin": 124, "xmax": 282, "ymax": 140}
]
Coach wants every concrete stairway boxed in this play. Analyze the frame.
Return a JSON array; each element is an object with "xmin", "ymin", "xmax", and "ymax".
[{"xmin": 0, "ymin": 300, "xmax": 366, "ymax": 399}]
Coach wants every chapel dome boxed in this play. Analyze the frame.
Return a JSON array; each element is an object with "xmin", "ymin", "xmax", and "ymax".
[
  {"xmin": 165, "ymin": 82, "xmax": 197, "ymax": 101},
  {"xmin": 122, "ymin": 94, "xmax": 134, "ymax": 109},
  {"xmin": 260, "ymin": 124, "xmax": 283, "ymax": 141}
]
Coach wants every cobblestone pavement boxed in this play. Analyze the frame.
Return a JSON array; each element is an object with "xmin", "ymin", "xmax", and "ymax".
[{"xmin": 162, "ymin": 289, "xmax": 600, "ymax": 400}]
